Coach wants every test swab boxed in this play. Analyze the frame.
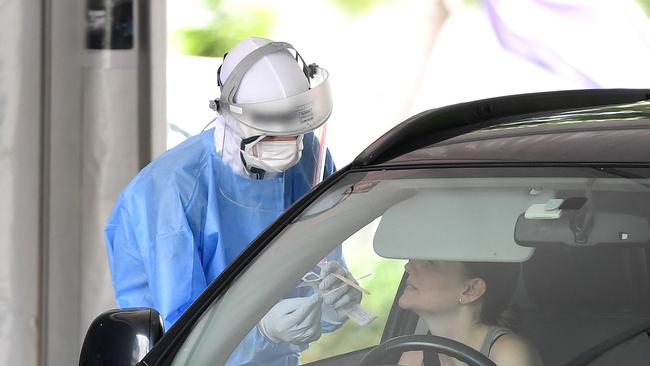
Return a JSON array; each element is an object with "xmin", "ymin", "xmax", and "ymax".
[
  {"xmin": 331, "ymin": 272, "xmax": 371, "ymax": 295},
  {"xmin": 321, "ymin": 273, "xmax": 372, "ymax": 297}
]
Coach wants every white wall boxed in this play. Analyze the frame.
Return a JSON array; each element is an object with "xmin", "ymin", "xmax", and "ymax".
[
  {"xmin": 0, "ymin": 1, "xmax": 166, "ymax": 364},
  {"xmin": 0, "ymin": 1, "xmax": 43, "ymax": 365}
]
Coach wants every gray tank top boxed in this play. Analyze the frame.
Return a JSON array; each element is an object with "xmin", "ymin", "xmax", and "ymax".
[
  {"xmin": 479, "ymin": 326, "xmax": 513, "ymax": 357},
  {"xmin": 421, "ymin": 326, "xmax": 513, "ymax": 365}
]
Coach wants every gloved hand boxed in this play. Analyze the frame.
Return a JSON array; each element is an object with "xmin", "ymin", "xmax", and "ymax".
[
  {"xmin": 258, "ymin": 294, "xmax": 322, "ymax": 344},
  {"xmin": 318, "ymin": 261, "xmax": 363, "ymax": 325}
]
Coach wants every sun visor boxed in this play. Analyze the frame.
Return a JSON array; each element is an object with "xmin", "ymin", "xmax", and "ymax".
[{"xmin": 373, "ymin": 189, "xmax": 552, "ymax": 262}]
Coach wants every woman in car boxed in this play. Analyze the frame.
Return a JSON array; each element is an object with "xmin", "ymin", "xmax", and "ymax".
[{"xmin": 398, "ymin": 260, "xmax": 543, "ymax": 366}]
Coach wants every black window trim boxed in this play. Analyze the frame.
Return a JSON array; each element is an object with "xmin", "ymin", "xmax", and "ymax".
[{"xmin": 353, "ymin": 89, "xmax": 650, "ymax": 167}]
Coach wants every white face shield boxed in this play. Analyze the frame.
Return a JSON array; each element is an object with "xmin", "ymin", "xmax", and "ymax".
[
  {"xmin": 218, "ymin": 70, "xmax": 331, "ymax": 137},
  {"xmin": 211, "ymin": 42, "xmax": 333, "ymax": 137},
  {"xmin": 211, "ymin": 40, "xmax": 330, "ymax": 182}
]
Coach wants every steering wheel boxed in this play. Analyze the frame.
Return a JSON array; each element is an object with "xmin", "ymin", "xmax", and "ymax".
[{"xmin": 358, "ymin": 335, "xmax": 497, "ymax": 366}]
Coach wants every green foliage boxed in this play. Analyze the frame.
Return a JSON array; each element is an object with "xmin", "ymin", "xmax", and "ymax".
[
  {"xmin": 638, "ymin": 0, "xmax": 650, "ymax": 17},
  {"xmin": 327, "ymin": 0, "xmax": 391, "ymax": 16},
  {"xmin": 174, "ymin": 0, "xmax": 403, "ymax": 56},
  {"xmin": 175, "ymin": 0, "xmax": 275, "ymax": 57}
]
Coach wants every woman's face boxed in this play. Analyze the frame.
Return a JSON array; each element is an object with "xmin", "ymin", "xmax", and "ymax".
[{"xmin": 398, "ymin": 260, "xmax": 468, "ymax": 315}]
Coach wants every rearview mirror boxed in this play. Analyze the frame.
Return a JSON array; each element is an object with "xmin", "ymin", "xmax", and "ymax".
[
  {"xmin": 79, "ymin": 308, "xmax": 164, "ymax": 366},
  {"xmin": 514, "ymin": 210, "xmax": 650, "ymax": 247}
]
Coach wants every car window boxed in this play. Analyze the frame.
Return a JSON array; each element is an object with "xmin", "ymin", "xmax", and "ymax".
[
  {"xmin": 168, "ymin": 167, "xmax": 650, "ymax": 366},
  {"xmin": 300, "ymin": 219, "xmax": 405, "ymax": 364}
]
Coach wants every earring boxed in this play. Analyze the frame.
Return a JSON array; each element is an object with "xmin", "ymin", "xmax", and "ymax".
[{"xmin": 458, "ymin": 298, "xmax": 463, "ymax": 304}]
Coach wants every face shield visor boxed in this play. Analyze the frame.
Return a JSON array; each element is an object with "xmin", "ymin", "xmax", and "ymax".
[
  {"xmin": 212, "ymin": 40, "xmax": 330, "ymax": 210},
  {"xmin": 212, "ymin": 42, "xmax": 332, "ymax": 137},
  {"xmin": 218, "ymin": 67, "xmax": 332, "ymax": 136}
]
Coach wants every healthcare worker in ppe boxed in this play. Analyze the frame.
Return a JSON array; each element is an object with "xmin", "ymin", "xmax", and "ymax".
[{"xmin": 105, "ymin": 37, "xmax": 362, "ymax": 366}]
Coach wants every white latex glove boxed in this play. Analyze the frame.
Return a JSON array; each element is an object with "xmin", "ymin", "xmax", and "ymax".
[
  {"xmin": 318, "ymin": 261, "xmax": 362, "ymax": 325},
  {"xmin": 258, "ymin": 294, "xmax": 323, "ymax": 344}
]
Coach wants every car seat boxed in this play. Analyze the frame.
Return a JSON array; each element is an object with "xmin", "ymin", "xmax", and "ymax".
[{"xmin": 517, "ymin": 246, "xmax": 650, "ymax": 365}]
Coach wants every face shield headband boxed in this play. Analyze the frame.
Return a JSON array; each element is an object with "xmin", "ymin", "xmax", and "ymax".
[{"xmin": 210, "ymin": 42, "xmax": 333, "ymax": 137}]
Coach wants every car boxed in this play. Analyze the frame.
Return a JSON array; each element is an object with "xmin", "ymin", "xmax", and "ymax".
[{"xmin": 80, "ymin": 89, "xmax": 650, "ymax": 366}]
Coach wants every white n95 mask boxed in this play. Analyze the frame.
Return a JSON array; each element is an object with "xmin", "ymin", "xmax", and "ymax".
[{"xmin": 241, "ymin": 135, "xmax": 304, "ymax": 174}]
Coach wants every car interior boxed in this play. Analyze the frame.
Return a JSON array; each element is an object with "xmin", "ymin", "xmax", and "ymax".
[
  {"xmin": 377, "ymin": 182, "xmax": 650, "ymax": 365},
  {"xmin": 384, "ymin": 246, "xmax": 650, "ymax": 365},
  {"xmin": 169, "ymin": 170, "xmax": 650, "ymax": 366},
  {"xmin": 517, "ymin": 246, "xmax": 650, "ymax": 365}
]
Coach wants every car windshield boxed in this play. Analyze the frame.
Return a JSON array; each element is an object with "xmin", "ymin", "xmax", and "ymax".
[{"xmin": 169, "ymin": 166, "xmax": 650, "ymax": 366}]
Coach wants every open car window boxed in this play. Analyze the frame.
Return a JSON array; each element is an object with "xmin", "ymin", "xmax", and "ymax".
[{"xmin": 169, "ymin": 166, "xmax": 650, "ymax": 366}]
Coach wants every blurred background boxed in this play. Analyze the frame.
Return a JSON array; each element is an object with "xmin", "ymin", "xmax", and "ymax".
[
  {"xmin": 167, "ymin": 0, "xmax": 650, "ymax": 163},
  {"xmin": 1, "ymin": 0, "xmax": 650, "ymax": 364}
]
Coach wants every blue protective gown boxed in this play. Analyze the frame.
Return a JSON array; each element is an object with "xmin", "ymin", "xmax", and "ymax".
[{"xmin": 105, "ymin": 127, "xmax": 338, "ymax": 366}]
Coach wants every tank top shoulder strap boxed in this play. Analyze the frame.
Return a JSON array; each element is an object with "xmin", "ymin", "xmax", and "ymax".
[{"xmin": 479, "ymin": 326, "xmax": 513, "ymax": 357}]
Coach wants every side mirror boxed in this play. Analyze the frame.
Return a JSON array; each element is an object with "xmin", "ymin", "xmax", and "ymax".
[{"xmin": 79, "ymin": 308, "xmax": 164, "ymax": 366}]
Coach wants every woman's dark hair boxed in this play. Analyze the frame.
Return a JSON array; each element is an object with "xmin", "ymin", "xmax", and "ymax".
[{"xmin": 461, "ymin": 262, "xmax": 521, "ymax": 330}]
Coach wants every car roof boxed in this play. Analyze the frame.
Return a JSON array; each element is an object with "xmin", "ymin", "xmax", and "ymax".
[{"xmin": 353, "ymin": 89, "xmax": 650, "ymax": 167}]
